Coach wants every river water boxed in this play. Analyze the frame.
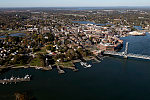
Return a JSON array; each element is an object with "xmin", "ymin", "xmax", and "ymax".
[
  {"xmin": 0, "ymin": 33, "xmax": 150, "ymax": 100},
  {"xmin": 72, "ymin": 21, "xmax": 111, "ymax": 26},
  {"xmin": 0, "ymin": 33, "xmax": 26, "ymax": 38}
]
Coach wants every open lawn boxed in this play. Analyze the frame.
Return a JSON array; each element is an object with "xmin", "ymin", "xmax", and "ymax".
[
  {"xmin": 56, "ymin": 61, "xmax": 75, "ymax": 68},
  {"xmin": 30, "ymin": 58, "xmax": 42, "ymax": 67}
]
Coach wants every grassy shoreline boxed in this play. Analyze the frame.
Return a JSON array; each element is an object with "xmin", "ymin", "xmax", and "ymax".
[{"xmin": 0, "ymin": 56, "xmax": 100, "ymax": 74}]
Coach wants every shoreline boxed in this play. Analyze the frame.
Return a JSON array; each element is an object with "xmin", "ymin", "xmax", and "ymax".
[
  {"xmin": 1, "ymin": 32, "xmax": 148, "ymax": 74},
  {"xmin": 1, "ymin": 31, "xmax": 149, "ymax": 74},
  {"xmin": 0, "ymin": 56, "xmax": 101, "ymax": 74}
]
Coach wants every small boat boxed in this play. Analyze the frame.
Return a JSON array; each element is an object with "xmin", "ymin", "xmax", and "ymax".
[
  {"xmin": 3, "ymin": 78, "xmax": 7, "ymax": 81},
  {"xmin": 10, "ymin": 76, "xmax": 14, "ymax": 80},
  {"xmin": 24, "ymin": 75, "xmax": 30, "ymax": 79},
  {"xmin": 87, "ymin": 64, "xmax": 92, "ymax": 68},
  {"xmin": 80, "ymin": 62, "xmax": 84, "ymax": 66},
  {"xmin": 80, "ymin": 62, "xmax": 92, "ymax": 68}
]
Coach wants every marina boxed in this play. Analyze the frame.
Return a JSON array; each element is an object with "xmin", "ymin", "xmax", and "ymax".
[{"xmin": 0, "ymin": 75, "xmax": 31, "ymax": 84}]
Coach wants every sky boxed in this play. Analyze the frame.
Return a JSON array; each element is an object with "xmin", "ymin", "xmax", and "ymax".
[{"xmin": 0, "ymin": 0, "xmax": 150, "ymax": 7}]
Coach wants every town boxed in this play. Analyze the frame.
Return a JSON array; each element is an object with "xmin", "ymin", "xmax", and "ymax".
[{"xmin": 0, "ymin": 8, "xmax": 150, "ymax": 73}]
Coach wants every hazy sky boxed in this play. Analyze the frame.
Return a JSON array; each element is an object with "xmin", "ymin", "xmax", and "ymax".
[{"xmin": 0, "ymin": 0, "xmax": 150, "ymax": 7}]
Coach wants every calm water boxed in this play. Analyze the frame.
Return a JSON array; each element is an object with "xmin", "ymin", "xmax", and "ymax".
[
  {"xmin": 0, "ymin": 33, "xmax": 150, "ymax": 100},
  {"xmin": 72, "ymin": 21, "xmax": 110, "ymax": 26},
  {"xmin": 0, "ymin": 33, "xmax": 26, "ymax": 38},
  {"xmin": 72, "ymin": 21, "xmax": 96, "ymax": 24},
  {"xmin": 133, "ymin": 26, "xmax": 143, "ymax": 30}
]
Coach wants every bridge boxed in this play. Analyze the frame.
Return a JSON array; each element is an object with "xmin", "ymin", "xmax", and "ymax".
[{"xmin": 103, "ymin": 42, "xmax": 150, "ymax": 60}]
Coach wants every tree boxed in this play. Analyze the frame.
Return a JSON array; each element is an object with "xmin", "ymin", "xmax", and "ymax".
[
  {"xmin": 46, "ymin": 46, "xmax": 51, "ymax": 50},
  {"xmin": 46, "ymin": 33, "xmax": 54, "ymax": 42}
]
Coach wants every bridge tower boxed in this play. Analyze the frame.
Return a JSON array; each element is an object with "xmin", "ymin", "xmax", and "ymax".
[
  {"xmin": 125, "ymin": 42, "xmax": 129, "ymax": 55},
  {"xmin": 123, "ymin": 42, "xmax": 129, "ymax": 58}
]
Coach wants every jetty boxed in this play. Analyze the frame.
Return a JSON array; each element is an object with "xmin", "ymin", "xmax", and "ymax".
[
  {"xmin": 0, "ymin": 75, "xmax": 31, "ymax": 84},
  {"xmin": 57, "ymin": 66, "xmax": 65, "ymax": 74}
]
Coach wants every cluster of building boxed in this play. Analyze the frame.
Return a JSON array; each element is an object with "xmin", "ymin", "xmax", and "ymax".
[
  {"xmin": 53, "ymin": 23, "xmax": 125, "ymax": 52},
  {"xmin": 38, "ymin": 21, "xmax": 128, "ymax": 54},
  {"xmin": 2, "ymin": 9, "xmax": 148, "ymax": 67},
  {"xmin": 98, "ymin": 37, "xmax": 123, "ymax": 51}
]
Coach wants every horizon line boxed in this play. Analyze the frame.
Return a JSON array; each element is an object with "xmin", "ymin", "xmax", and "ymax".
[{"xmin": 0, "ymin": 6, "xmax": 150, "ymax": 8}]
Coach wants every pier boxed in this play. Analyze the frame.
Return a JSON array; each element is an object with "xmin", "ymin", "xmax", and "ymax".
[
  {"xmin": 0, "ymin": 75, "xmax": 31, "ymax": 84},
  {"xmin": 103, "ymin": 42, "xmax": 150, "ymax": 60}
]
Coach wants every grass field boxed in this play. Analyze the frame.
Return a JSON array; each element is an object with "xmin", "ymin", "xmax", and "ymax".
[
  {"xmin": 56, "ymin": 61, "xmax": 74, "ymax": 68},
  {"xmin": 30, "ymin": 57, "xmax": 42, "ymax": 67}
]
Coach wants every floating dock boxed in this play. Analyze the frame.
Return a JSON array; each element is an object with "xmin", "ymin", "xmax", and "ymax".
[{"xmin": 0, "ymin": 75, "xmax": 31, "ymax": 84}]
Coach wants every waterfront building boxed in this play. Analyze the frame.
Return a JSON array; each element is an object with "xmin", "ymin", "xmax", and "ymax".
[
  {"xmin": 99, "ymin": 42, "xmax": 115, "ymax": 51},
  {"xmin": 97, "ymin": 38, "xmax": 123, "ymax": 51}
]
